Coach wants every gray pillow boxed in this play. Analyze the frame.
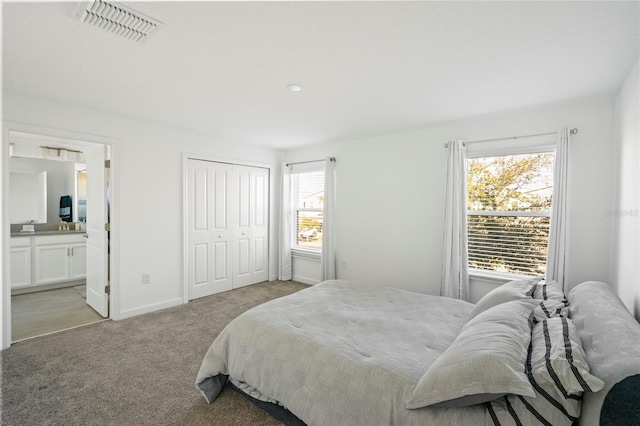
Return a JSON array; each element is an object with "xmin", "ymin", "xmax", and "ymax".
[
  {"xmin": 406, "ymin": 298, "xmax": 539, "ymax": 409},
  {"xmin": 468, "ymin": 278, "xmax": 538, "ymax": 320}
]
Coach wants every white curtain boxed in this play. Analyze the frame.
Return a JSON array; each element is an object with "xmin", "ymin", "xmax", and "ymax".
[
  {"xmin": 546, "ymin": 128, "xmax": 570, "ymax": 290},
  {"xmin": 279, "ymin": 163, "xmax": 292, "ymax": 281},
  {"xmin": 441, "ymin": 140, "xmax": 470, "ymax": 301},
  {"xmin": 321, "ymin": 157, "xmax": 336, "ymax": 281}
]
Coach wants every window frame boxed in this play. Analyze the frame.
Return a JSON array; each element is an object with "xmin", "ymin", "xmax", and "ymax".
[
  {"xmin": 289, "ymin": 163, "xmax": 325, "ymax": 256},
  {"xmin": 465, "ymin": 137, "xmax": 556, "ymax": 281}
]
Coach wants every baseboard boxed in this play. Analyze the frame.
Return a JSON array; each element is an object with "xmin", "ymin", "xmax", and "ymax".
[
  {"xmin": 292, "ymin": 275, "xmax": 320, "ymax": 285},
  {"xmin": 116, "ymin": 297, "xmax": 184, "ymax": 320}
]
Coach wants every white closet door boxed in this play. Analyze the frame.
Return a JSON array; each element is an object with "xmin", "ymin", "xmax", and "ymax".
[
  {"xmin": 233, "ymin": 167, "xmax": 252, "ymax": 287},
  {"xmin": 250, "ymin": 166, "xmax": 269, "ymax": 285},
  {"xmin": 233, "ymin": 165, "xmax": 269, "ymax": 288},
  {"xmin": 187, "ymin": 160, "xmax": 269, "ymax": 299},
  {"xmin": 187, "ymin": 159, "xmax": 233, "ymax": 299}
]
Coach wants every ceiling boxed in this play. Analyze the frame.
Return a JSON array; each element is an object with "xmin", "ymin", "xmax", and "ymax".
[{"xmin": 3, "ymin": 1, "xmax": 639, "ymax": 149}]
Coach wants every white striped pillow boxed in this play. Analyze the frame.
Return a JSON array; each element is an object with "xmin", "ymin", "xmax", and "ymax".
[
  {"xmin": 486, "ymin": 316, "xmax": 604, "ymax": 426},
  {"xmin": 531, "ymin": 280, "xmax": 568, "ymax": 305},
  {"xmin": 531, "ymin": 299, "xmax": 569, "ymax": 323}
]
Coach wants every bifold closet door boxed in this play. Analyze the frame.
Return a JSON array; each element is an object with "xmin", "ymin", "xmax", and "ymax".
[
  {"xmin": 233, "ymin": 165, "xmax": 269, "ymax": 288},
  {"xmin": 187, "ymin": 159, "xmax": 269, "ymax": 300},
  {"xmin": 187, "ymin": 160, "xmax": 233, "ymax": 300}
]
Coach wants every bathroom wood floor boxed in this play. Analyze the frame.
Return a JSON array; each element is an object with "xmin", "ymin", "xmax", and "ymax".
[{"xmin": 11, "ymin": 285, "xmax": 106, "ymax": 342}]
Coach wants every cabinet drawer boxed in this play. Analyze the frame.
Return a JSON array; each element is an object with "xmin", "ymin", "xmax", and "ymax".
[
  {"xmin": 10, "ymin": 237, "xmax": 31, "ymax": 248},
  {"xmin": 35, "ymin": 233, "xmax": 86, "ymax": 246}
]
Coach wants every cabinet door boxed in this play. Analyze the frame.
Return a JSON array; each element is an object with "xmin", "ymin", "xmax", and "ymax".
[
  {"xmin": 10, "ymin": 247, "xmax": 32, "ymax": 288},
  {"xmin": 69, "ymin": 243, "xmax": 87, "ymax": 280},
  {"xmin": 35, "ymin": 244, "xmax": 70, "ymax": 285}
]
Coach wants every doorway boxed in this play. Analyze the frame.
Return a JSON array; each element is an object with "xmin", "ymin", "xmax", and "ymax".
[{"xmin": 4, "ymin": 125, "xmax": 114, "ymax": 345}]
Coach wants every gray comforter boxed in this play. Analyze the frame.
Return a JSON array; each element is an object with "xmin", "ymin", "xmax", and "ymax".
[{"xmin": 196, "ymin": 280, "xmax": 488, "ymax": 425}]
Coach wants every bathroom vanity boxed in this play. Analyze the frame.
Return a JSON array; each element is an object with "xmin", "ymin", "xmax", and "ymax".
[{"xmin": 10, "ymin": 230, "xmax": 86, "ymax": 293}]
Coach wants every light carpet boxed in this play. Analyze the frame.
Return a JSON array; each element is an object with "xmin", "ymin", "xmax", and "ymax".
[{"xmin": 1, "ymin": 280, "xmax": 308, "ymax": 425}]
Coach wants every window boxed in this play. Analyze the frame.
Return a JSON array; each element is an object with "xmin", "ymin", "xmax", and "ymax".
[
  {"xmin": 291, "ymin": 167, "xmax": 325, "ymax": 251},
  {"xmin": 466, "ymin": 151, "xmax": 555, "ymax": 277}
]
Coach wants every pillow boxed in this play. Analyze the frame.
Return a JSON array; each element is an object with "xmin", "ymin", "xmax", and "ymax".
[
  {"xmin": 468, "ymin": 278, "xmax": 538, "ymax": 320},
  {"xmin": 486, "ymin": 316, "xmax": 604, "ymax": 426},
  {"xmin": 406, "ymin": 299, "xmax": 539, "ymax": 409},
  {"xmin": 531, "ymin": 280, "xmax": 568, "ymax": 305},
  {"xmin": 531, "ymin": 299, "xmax": 569, "ymax": 324},
  {"xmin": 529, "ymin": 316, "xmax": 604, "ymax": 395}
]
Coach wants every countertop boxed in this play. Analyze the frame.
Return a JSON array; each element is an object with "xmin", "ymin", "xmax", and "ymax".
[{"xmin": 11, "ymin": 230, "xmax": 86, "ymax": 238}]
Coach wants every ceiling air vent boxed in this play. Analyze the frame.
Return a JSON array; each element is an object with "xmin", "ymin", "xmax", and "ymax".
[{"xmin": 76, "ymin": 0, "xmax": 162, "ymax": 43}]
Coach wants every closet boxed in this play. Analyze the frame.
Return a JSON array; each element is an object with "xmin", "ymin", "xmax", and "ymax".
[{"xmin": 186, "ymin": 159, "xmax": 269, "ymax": 300}]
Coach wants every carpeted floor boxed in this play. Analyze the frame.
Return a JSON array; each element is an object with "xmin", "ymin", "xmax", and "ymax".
[{"xmin": 1, "ymin": 280, "xmax": 309, "ymax": 425}]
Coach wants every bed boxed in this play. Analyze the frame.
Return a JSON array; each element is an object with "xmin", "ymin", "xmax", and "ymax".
[{"xmin": 196, "ymin": 279, "xmax": 640, "ymax": 425}]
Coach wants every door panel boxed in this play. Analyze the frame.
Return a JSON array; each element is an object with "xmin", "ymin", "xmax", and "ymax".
[
  {"xmin": 254, "ymin": 237, "xmax": 265, "ymax": 273},
  {"xmin": 255, "ymin": 175, "xmax": 266, "ymax": 227},
  {"xmin": 213, "ymin": 241, "xmax": 228, "ymax": 282},
  {"xmin": 213, "ymin": 171, "xmax": 227, "ymax": 229},
  {"xmin": 238, "ymin": 172, "xmax": 250, "ymax": 228},
  {"xmin": 69, "ymin": 244, "xmax": 87, "ymax": 280},
  {"xmin": 251, "ymin": 168, "xmax": 269, "ymax": 284},
  {"xmin": 35, "ymin": 245, "xmax": 69, "ymax": 285},
  {"xmin": 193, "ymin": 243, "xmax": 208, "ymax": 285},
  {"xmin": 193, "ymin": 168, "xmax": 208, "ymax": 231},
  {"xmin": 85, "ymin": 145, "xmax": 109, "ymax": 317},
  {"xmin": 187, "ymin": 160, "xmax": 232, "ymax": 299}
]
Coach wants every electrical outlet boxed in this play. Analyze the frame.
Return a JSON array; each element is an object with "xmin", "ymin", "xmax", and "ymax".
[{"xmin": 142, "ymin": 273, "xmax": 151, "ymax": 284}]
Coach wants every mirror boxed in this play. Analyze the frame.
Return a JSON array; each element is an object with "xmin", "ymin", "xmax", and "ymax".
[
  {"xmin": 9, "ymin": 170, "xmax": 47, "ymax": 223},
  {"xmin": 9, "ymin": 156, "xmax": 85, "ymax": 224}
]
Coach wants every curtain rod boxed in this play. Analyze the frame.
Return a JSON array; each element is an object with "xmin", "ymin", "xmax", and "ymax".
[
  {"xmin": 444, "ymin": 128, "xmax": 578, "ymax": 148},
  {"xmin": 285, "ymin": 157, "xmax": 336, "ymax": 167}
]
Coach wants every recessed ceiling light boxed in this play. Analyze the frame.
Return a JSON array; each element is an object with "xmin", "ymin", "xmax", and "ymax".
[{"xmin": 287, "ymin": 84, "xmax": 302, "ymax": 92}]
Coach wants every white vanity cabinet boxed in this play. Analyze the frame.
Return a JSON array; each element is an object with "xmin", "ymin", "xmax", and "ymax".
[
  {"xmin": 10, "ymin": 237, "xmax": 32, "ymax": 288},
  {"xmin": 35, "ymin": 234, "xmax": 87, "ymax": 285}
]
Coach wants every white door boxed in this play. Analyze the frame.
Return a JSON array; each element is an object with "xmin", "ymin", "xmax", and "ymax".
[
  {"xmin": 187, "ymin": 160, "xmax": 269, "ymax": 299},
  {"xmin": 233, "ymin": 165, "xmax": 269, "ymax": 288},
  {"xmin": 187, "ymin": 160, "xmax": 233, "ymax": 299},
  {"xmin": 85, "ymin": 145, "xmax": 109, "ymax": 317},
  {"xmin": 233, "ymin": 167, "xmax": 252, "ymax": 287}
]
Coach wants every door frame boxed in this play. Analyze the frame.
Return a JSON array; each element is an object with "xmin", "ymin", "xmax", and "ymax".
[
  {"xmin": 1, "ymin": 121, "xmax": 119, "ymax": 349},
  {"xmin": 181, "ymin": 153, "xmax": 274, "ymax": 303}
]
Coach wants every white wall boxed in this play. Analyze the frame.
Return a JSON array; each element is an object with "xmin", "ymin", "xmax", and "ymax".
[
  {"xmin": 284, "ymin": 99, "xmax": 616, "ymax": 297},
  {"xmin": 2, "ymin": 93, "xmax": 281, "ymax": 329},
  {"xmin": 612, "ymin": 58, "xmax": 640, "ymax": 320}
]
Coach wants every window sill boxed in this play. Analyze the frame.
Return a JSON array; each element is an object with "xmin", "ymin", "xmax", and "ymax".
[
  {"xmin": 292, "ymin": 248, "xmax": 321, "ymax": 261},
  {"xmin": 469, "ymin": 268, "xmax": 541, "ymax": 284}
]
